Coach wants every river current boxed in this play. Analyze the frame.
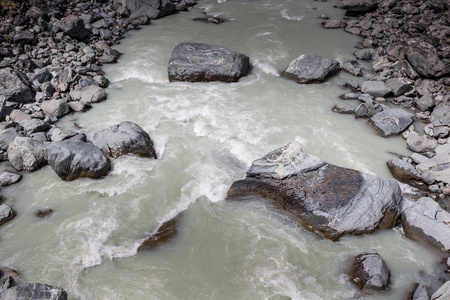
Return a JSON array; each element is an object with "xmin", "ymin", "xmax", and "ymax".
[{"xmin": 0, "ymin": 0, "xmax": 442, "ymax": 299}]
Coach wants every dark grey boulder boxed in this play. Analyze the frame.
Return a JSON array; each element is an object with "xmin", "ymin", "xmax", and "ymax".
[
  {"xmin": 361, "ymin": 81, "xmax": 391, "ymax": 97},
  {"xmin": 0, "ymin": 170, "xmax": 22, "ymax": 187},
  {"xmin": 7, "ymin": 137, "xmax": 48, "ymax": 172},
  {"xmin": 332, "ymin": 102, "xmax": 355, "ymax": 114},
  {"xmin": 416, "ymin": 94, "xmax": 435, "ymax": 112},
  {"xmin": 120, "ymin": 0, "xmax": 176, "ymax": 19},
  {"xmin": 168, "ymin": 43, "xmax": 251, "ymax": 83},
  {"xmin": 405, "ymin": 40, "xmax": 450, "ymax": 79},
  {"xmin": 92, "ymin": 121, "xmax": 157, "ymax": 159},
  {"xmin": 13, "ymin": 31, "xmax": 35, "ymax": 45},
  {"xmin": 354, "ymin": 48, "xmax": 375, "ymax": 60},
  {"xmin": 0, "ymin": 204, "xmax": 15, "ymax": 227},
  {"xmin": 31, "ymin": 68, "xmax": 53, "ymax": 84},
  {"xmin": 342, "ymin": 61, "xmax": 362, "ymax": 77},
  {"xmin": 20, "ymin": 119, "xmax": 50, "ymax": 136},
  {"xmin": 60, "ymin": 16, "xmax": 90, "ymax": 40},
  {"xmin": 0, "ymin": 68, "xmax": 34, "ymax": 104},
  {"xmin": 137, "ymin": 214, "xmax": 181, "ymax": 252},
  {"xmin": 402, "ymin": 197, "xmax": 450, "ymax": 253},
  {"xmin": 387, "ymin": 158, "xmax": 428, "ymax": 190},
  {"xmin": 348, "ymin": 249, "xmax": 390, "ymax": 291},
  {"xmin": 368, "ymin": 109, "xmax": 414, "ymax": 137},
  {"xmin": 341, "ymin": 0, "xmax": 378, "ymax": 13},
  {"xmin": 354, "ymin": 102, "xmax": 384, "ymax": 118},
  {"xmin": 0, "ymin": 283, "xmax": 67, "ymax": 300},
  {"xmin": 385, "ymin": 78, "xmax": 414, "ymax": 97},
  {"xmin": 281, "ymin": 54, "xmax": 340, "ymax": 84},
  {"xmin": 47, "ymin": 140, "xmax": 110, "ymax": 181},
  {"xmin": 226, "ymin": 142, "xmax": 402, "ymax": 241}
]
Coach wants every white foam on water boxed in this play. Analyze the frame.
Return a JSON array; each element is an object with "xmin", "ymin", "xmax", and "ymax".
[{"xmin": 281, "ymin": 9, "xmax": 304, "ymax": 21}]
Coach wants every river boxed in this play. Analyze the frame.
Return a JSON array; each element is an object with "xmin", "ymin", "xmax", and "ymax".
[{"xmin": 0, "ymin": 0, "xmax": 442, "ymax": 299}]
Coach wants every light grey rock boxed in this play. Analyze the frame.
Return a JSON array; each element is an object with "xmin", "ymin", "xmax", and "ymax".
[
  {"xmin": 120, "ymin": 0, "xmax": 176, "ymax": 19},
  {"xmin": 387, "ymin": 158, "xmax": 427, "ymax": 190},
  {"xmin": 342, "ymin": 61, "xmax": 363, "ymax": 77},
  {"xmin": 48, "ymin": 127, "xmax": 80, "ymax": 142},
  {"xmin": 368, "ymin": 108, "xmax": 414, "ymax": 137},
  {"xmin": 402, "ymin": 197, "xmax": 450, "ymax": 253},
  {"xmin": 410, "ymin": 153, "xmax": 429, "ymax": 164},
  {"xmin": 332, "ymin": 102, "xmax": 355, "ymax": 114},
  {"xmin": 416, "ymin": 94, "xmax": 435, "ymax": 111},
  {"xmin": 60, "ymin": 16, "xmax": 90, "ymax": 40},
  {"xmin": 92, "ymin": 121, "xmax": 157, "ymax": 159},
  {"xmin": 405, "ymin": 39, "xmax": 450, "ymax": 79},
  {"xmin": 385, "ymin": 78, "xmax": 414, "ymax": 97},
  {"xmin": 47, "ymin": 140, "xmax": 110, "ymax": 181},
  {"xmin": 41, "ymin": 99, "xmax": 70, "ymax": 119},
  {"xmin": 431, "ymin": 101, "xmax": 450, "ymax": 128},
  {"xmin": 344, "ymin": 79, "xmax": 359, "ymax": 91},
  {"xmin": 348, "ymin": 249, "xmax": 390, "ymax": 291},
  {"xmin": 168, "ymin": 43, "xmax": 251, "ymax": 83},
  {"xmin": 354, "ymin": 48, "xmax": 375, "ymax": 60},
  {"xmin": 67, "ymin": 101, "xmax": 91, "ymax": 112},
  {"xmin": 432, "ymin": 281, "xmax": 450, "ymax": 300},
  {"xmin": 0, "ymin": 128, "xmax": 22, "ymax": 151},
  {"xmin": 281, "ymin": 54, "xmax": 340, "ymax": 84},
  {"xmin": 435, "ymin": 143, "xmax": 450, "ymax": 155},
  {"xmin": 70, "ymin": 86, "xmax": 106, "ymax": 103},
  {"xmin": 0, "ymin": 68, "xmax": 34, "ymax": 104},
  {"xmin": 1, "ymin": 283, "xmax": 67, "ymax": 300},
  {"xmin": 406, "ymin": 132, "xmax": 438, "ymax": 153},
  {"xmin": 361, "ymin": 81, "xmax": 392, "ymax": 97},
  {"xmin": 7, "ymin": 137, "xmax": 48, "ymax": 172},
  {"xmin": 0, "ymin": 170, "xmax": 22, "ymax": 186},
  {"xmin": 340, "ymin": 92, "xmax": 361, "ymax": 99},
  {"xmin": 416, "ymin": 154, "xmax": 450, "ymax": 184},
  {"xmin": 412, "ymin": 284, "xmax": 429, "ymax": 300},
  {"xmin": 10, "ymin": 110, "xmax": 31, "ymax": 123},
  {"xmin": 227, "ymin": 142, "xmax": 402, "ymax": 241},
  {"xmin": 322, "ymin": 19, "xmax": 346, "ymax": 29},
  {"xmin": 0, "ymin": 204, "xmax": 15, "ymax": 227}
]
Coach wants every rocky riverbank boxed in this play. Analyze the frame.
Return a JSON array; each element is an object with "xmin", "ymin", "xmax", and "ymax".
[{"xmin": 327, "ymin": 0, "xmax": 450, "ymax": 201}]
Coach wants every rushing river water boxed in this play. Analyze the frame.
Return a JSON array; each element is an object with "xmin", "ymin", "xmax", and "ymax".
[{"xmin": 0, "ymin": 0, "xmax": 444, "ymax": 299}]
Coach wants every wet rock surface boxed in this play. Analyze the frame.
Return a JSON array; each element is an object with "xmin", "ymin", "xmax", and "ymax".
[
  {"xmin": 281, "ymin": 54, "xmax": 340, "ymax": 84},
  {"xmin": 137, "ymin": 214, "xmax": 181, "ymax": 252},
  {"xmin": 348, "ymin": 249, "xmax": 390, "ymax": 291},
  {"xmin": 168, "ymin": 43, "xmax": 251, "ymax": 83},
  {"xmin": 227, "ymin": 142, "xmax": 402, "ymax": 241},
  {"xmin": 0, "ymin": 283, "xmax": 68, "ymax": 300}
]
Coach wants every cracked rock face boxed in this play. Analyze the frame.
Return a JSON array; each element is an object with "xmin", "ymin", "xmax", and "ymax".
[
  {"xmin": 402, "ymin": 197, "xmax": 450, "ymax": 253},
  {"xmin": 348, "ymin": 249, "xmax": 390, "ymax": 291},
  {"xmin": 226, "ymin": 142, "xmax": 402, "ymax": 241}
]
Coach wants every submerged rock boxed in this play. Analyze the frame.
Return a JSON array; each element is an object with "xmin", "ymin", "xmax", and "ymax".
[
  {"xmin": 92, "ymin": 121, "xmax": 157, "ymax": 159},
  {"xmin": 226, "ymin": 142, "xmax": 402, "ymax": 241},
  {"xmin": 402, "ymin": 197, "xmax": 450, "ymax": 253},
  {"xmin": 348, "ymin": 249, "xmax": 390, "ymax": 291},
  {"xmin": 47, "ymin": 140, "xmax": 110, "ymax": 181},
  {"xmin": 0, "ymin": 283, "xmax": 67, "ymax": 300},
  {"xmin": 168, "ymin": 43, "xmax": 251, "ymax": 83},
  {"xmin": 281, "ymin": 54, "xmax": 340, "ymax": 84},
  {"xmin": 137, "ymin": 214, "xmax": 181, "ymax": 252}
]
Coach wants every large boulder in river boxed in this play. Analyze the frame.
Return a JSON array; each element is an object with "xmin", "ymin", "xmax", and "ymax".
[
  {"xmin": 368, "ymin": 108, "xmax": 414, "ymax": 137},
  {"xmin": 402, "ymin": 197, "xmax": 450, "ymax": 253},
  {"xmin": 405, "ymin": 40, "xmax": 450, "ymax": 79},
  {"xmin": 7, "ymin": 137, "xmax": 48, "ymax": 172},
  {"xmin": 47, "ymin": 141, "xmax": 110, "ymax": 181},
  {"xmin": 281, "ymin": 54, "xmax": 340, "ymax": 84},
  {"xmin": 118, "ymin": 0, "xmax": 176, "ymax": 19},
  {"xmin": 0, "ymin": 283, "xmax": 67, "ymax": 300},
  {"xmin": 92, "ymin": 122, "xmax": 157, "ymax": 159},
  {"xmin": 348, "ymin": 249, "xmax": 390, "ymax": 291},
  {"xmin": 0, "ymin": 68, "xmax": 34, "ymax": 104},
  {"xmin": 226, "ymin": 142, "xmax": 402, "ymax": 241},
  {"xmin": 168, "ymin": 43, "xmax": 251, "ymax": 83}
]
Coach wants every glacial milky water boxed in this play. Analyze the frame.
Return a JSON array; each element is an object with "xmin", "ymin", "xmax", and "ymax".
[{"xmin": 0, "ymin": 0, "xmax": 443, "ymax": 299}]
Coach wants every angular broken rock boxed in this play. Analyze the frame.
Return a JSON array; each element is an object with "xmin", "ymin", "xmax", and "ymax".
[
  {"xmin": 368, "ymin": 108, "xmax": 414, "ymax": 137},
  {"xmin": 92, "ymin": 121, "xmax": 157, "ymax": 159},
  {"xmin": 416, "ymin": 154, "xmax": 450, "ymax": 185},
  {"xmin": 0, "ymin": 170, "xmax": 22, "ymax": 187},
  {"xmin": 281, "ymin": 54, "xmax": 340, "ymax": 84},
  {"xmin": 0, "ymin": 68, "xmax": 34, "ymax": 104},
  {"xmin": 1, "ymin": 283, "xmax": 67, "ymax": 300},
  {"xmin": 7, "ymin": 137, "xmax": 48, "ymax": 172},
  {"xmin": 402, "ymin": 197, "xmax": 450, "ymax": 253},
  {"xmin": 405, "ymin": 39, "xmax": 450, "ymax": 79},
  {"xmin": 0, "ymin": 204, "xmax": 15, "ymax": 227},
  {"xmin": 168, "ymin": 43, "xmax": 251, "ymax": 83},
  {"xmin": 226, "ymin": 142, "xmax": 402, "ymax": 241},
  {"xmin": 348, "ymin": 249, "xmax": 390, "ymax": 291}
]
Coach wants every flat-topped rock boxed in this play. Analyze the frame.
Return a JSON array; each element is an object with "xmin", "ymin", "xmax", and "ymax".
[
  {"xmin": 402, "ymin": 197, "xmax": 450, "ymax": 253},
  {"xmin": 281, "ymin": 54, "xmax": 340, "ymax": 84},
  {"xmin": 47, "ymin": 140, "xmax": 110, "ymax": 181},
  {"xmin": 368, "ymin": 108, "xmax": 414, "ymax": 137},
  {"xmin": 92, "ymin": 121, "xmax": 157, "ymax": 159},
  {"xmin": 226, "ymin": 142, "xmax": 402, "ymax": 241},
  {"xmin": 168, "ymin": 43, "xmax": 251, "ymax": 83},
  {"xmin": 361, "ymin": 81, "xmax": 392, "ymax": 97}
]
